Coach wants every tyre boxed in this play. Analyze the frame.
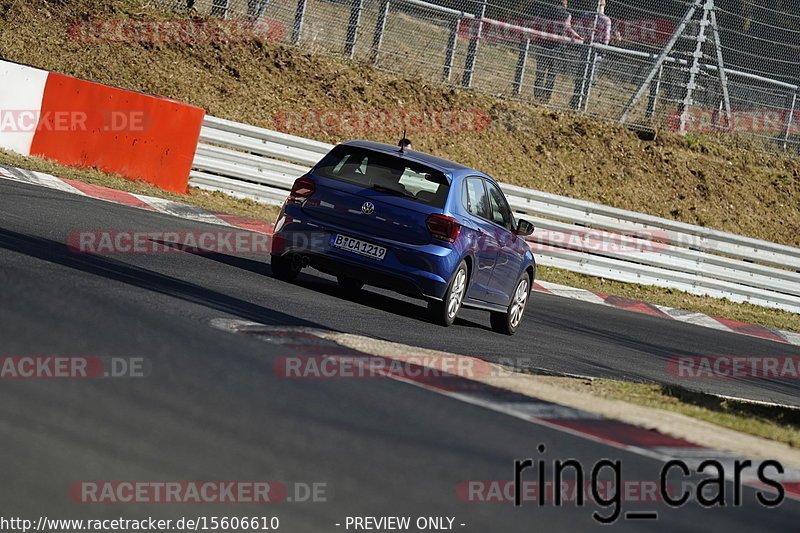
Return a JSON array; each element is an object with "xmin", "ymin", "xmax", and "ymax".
[
  {"xmin": 490, "ymin": 273, "xmax": 530, "ymax": 335},
  {"xmin": 270, "ymin": 254, "xmax": 300, "ymax": 282},
  {"xmin": 429, "ymin": 260, "xmax": 468, "ymax": 327},
  {"xmin": 337, "ymin": 275, "xmax": 364, "ymax": 291}
]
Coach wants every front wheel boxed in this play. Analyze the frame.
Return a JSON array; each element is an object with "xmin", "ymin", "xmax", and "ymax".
[
  {"xmin": 490, "ymin": 273, "xmax": 530, "ymax": 335},
  {"xmin": 429, "ymin": 260, "xmax": 468, "ymax": 327}
]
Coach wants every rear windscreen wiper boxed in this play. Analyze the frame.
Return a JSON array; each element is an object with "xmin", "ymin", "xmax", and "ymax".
[{"xmin": 372, "ymin": 184, "xmax": 415, "ymax": 199}]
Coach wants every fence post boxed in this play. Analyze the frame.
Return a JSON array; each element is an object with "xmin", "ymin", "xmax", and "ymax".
[
  {"xmin": 292, "ymin": 0, "xmax": 307, "ymax": 44},
  {"xmin": 443, "ymin": 18, "xmax": 459, "ymax": 82},
  {"xmin": 570, "ymin": 10, "xmax": 601, "ymax": 112},
  {"xmin": 248, "ymin": 0, "xmax": 270, "ymax": 20},
  {"xmin": 645, "ymin": 65, "xmax": 664, "ymax": 119},
  {"xmin": 679, "ymin": 5, "xmax": 711, "ymax": 134},
  {"xmin": 371, "ymin": 0, "xmax": 390, "ymax": 65},
  {"xmin": 211, "ymin": 0, "xmax": 229, "ymax": 18},
  {"xmin": 620, "ymin": 0, "xmax": 703, "ymax": 124},
  {"xmin": 580, "ymin": 48, "xmax": 601, "ymax": 113},
  {"xmin": 345, "ymin": 0, "xmax": 364, "ymax": 59},
  {"xmin": 783, "ymin": 92, "xmax": 797, "ymax": 150},
  {"xmin": 461, "ymin": 0, "xmax": 487, "ymax": 88},
  {"xmin": 571, "ymin": 45, "xmax": 594, "ymax": 112},
  {"xmin": 708, "ymin": 1, "xmax": 732, "ymax": 130},
  {"xmin": 513, "ymin": 39, "xmax": 530, "ymax": 96}
]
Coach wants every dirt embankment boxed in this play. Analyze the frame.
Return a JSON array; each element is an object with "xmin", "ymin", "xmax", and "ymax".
[{"xmin": 1, "ymin": 0, "xmax": 798, "ymax": 246}]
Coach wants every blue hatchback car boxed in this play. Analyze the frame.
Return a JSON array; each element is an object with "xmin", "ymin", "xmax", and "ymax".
[{"xmin": 271, "ymin": 140, "xmax": 536, "ymax": 334}]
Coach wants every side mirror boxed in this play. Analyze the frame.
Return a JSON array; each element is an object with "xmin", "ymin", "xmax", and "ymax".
[{"xmin": 515, "ymin": 219, "xmax": 535, "ymax": 237}]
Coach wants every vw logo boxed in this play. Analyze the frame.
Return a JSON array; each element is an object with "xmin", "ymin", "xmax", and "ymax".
[{"xmin": 361, "ymin": 202, "xmax": 375, "ymax": 215}]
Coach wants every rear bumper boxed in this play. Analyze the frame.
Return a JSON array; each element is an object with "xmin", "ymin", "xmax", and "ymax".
[{"xmin": 272, "ymin": 217, "xmax": 459, "ymax": 300}]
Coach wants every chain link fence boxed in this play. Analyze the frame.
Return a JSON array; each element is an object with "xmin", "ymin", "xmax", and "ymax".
[{"xmin": 159, "ymin": 0, "xmax": 800, "ymax": 149}]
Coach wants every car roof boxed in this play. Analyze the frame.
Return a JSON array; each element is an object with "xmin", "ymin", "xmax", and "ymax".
[{"xmin": 339, "ymin": 140, "xmax": 482, "ymax": 178}]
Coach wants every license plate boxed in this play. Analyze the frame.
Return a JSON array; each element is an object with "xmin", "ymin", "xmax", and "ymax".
[{"xmin": 331, "ymin": 234, "xmax": 387, "ymax": 261}]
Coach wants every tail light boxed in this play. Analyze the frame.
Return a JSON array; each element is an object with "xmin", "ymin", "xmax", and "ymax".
[
  {"xmin": 426, "ymin": 214, "xmax": 461, "ymax": 243},
  {"xmin": 289, "ymin": 177, "xmax": 315, "ymax": 201}
]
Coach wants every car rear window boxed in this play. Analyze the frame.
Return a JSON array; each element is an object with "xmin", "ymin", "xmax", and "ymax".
[{"xmin": 313, "ymin": 146, "xmax": 450, "ymax": 208}]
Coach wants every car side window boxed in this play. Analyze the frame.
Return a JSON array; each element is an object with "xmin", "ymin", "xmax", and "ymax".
[
  {"xmin": 486, "ymin": 182, "xmax": 515, "ymax": 231},
  {"xmin": 463, "ymin": 178, "xmax": 489, "ymax": 219}
]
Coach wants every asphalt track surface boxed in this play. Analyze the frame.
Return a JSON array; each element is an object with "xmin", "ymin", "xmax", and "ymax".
[{"xmin": 1, "ymin": 179, "xmax": 799, "ymax": 531}]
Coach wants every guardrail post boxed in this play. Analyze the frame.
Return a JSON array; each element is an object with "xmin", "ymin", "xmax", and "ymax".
[
  {"xmin": 371, "ymin": 0, "xmax": 390, "ymax": 65},
  {"xmin": 461, "ymin": 0, "xmax": 486, "ymax": 88},
  {"xmin": 292, "ymin": 0, "xmax": 307, "ymax": 44},
  {"xmin": 443, "ymin": 17, "xmax": 459, "ymax": 82},
  {"xmin": 345, "ymin": 0, "xmax": 364, "ymax": 59},
  {"xmin": 513, "ymin": 39, "xmax": 530, "ymax": 96}
]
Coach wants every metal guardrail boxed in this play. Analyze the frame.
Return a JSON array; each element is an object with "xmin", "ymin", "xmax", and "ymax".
[{"xmin": 190, "ymin": 115, "xmax": 800, "ymax": 313}]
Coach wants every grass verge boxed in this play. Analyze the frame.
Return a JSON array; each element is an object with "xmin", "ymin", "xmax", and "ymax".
[
  {"xmin": 583, "ymin": 378, "xmax": 800, "ymax": 448},
  {"xmin": 538, "ymin": 265, "xmax": 800, "ymax": 333},
  {"xmin": 0, "ymin": 149, "xmax": 280, "ymax": 222}
]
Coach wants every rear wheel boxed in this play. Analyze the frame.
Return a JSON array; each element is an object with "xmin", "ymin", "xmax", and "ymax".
[
  {"xmin": 270, "ymin": 254, "xmax": 300, "ymax": 282},
  {"xmin": 490, "ymin": 273, "xmax": 530, "ymax": 335},
  {"xmin": 429, "ymin": 261, "xmax": 468, "ymax": 327},
  {"xmin": 337, "ymin": 275, "xmax": 364, "ymax": 291}
]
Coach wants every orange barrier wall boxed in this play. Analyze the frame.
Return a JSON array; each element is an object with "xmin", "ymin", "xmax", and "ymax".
[{"xmin": 30, "ymin": 73, "xmax": 205, "ymax": 193}]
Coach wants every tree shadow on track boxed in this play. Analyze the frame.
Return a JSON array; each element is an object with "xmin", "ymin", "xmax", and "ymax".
[
  {"xmin": 150, "ymin": 238, "xmax": 271, "ymax": 275},
  {"xmin": 151, "ymin": 237, "xmax": 493, "ymax": 331},
  {"xmin": 290, "ymin": 274, "xmax": 492, "ymax": 332},
  {"xmin": 0, "ymin": 228, "xmax": 320, "ymax": 329}
]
